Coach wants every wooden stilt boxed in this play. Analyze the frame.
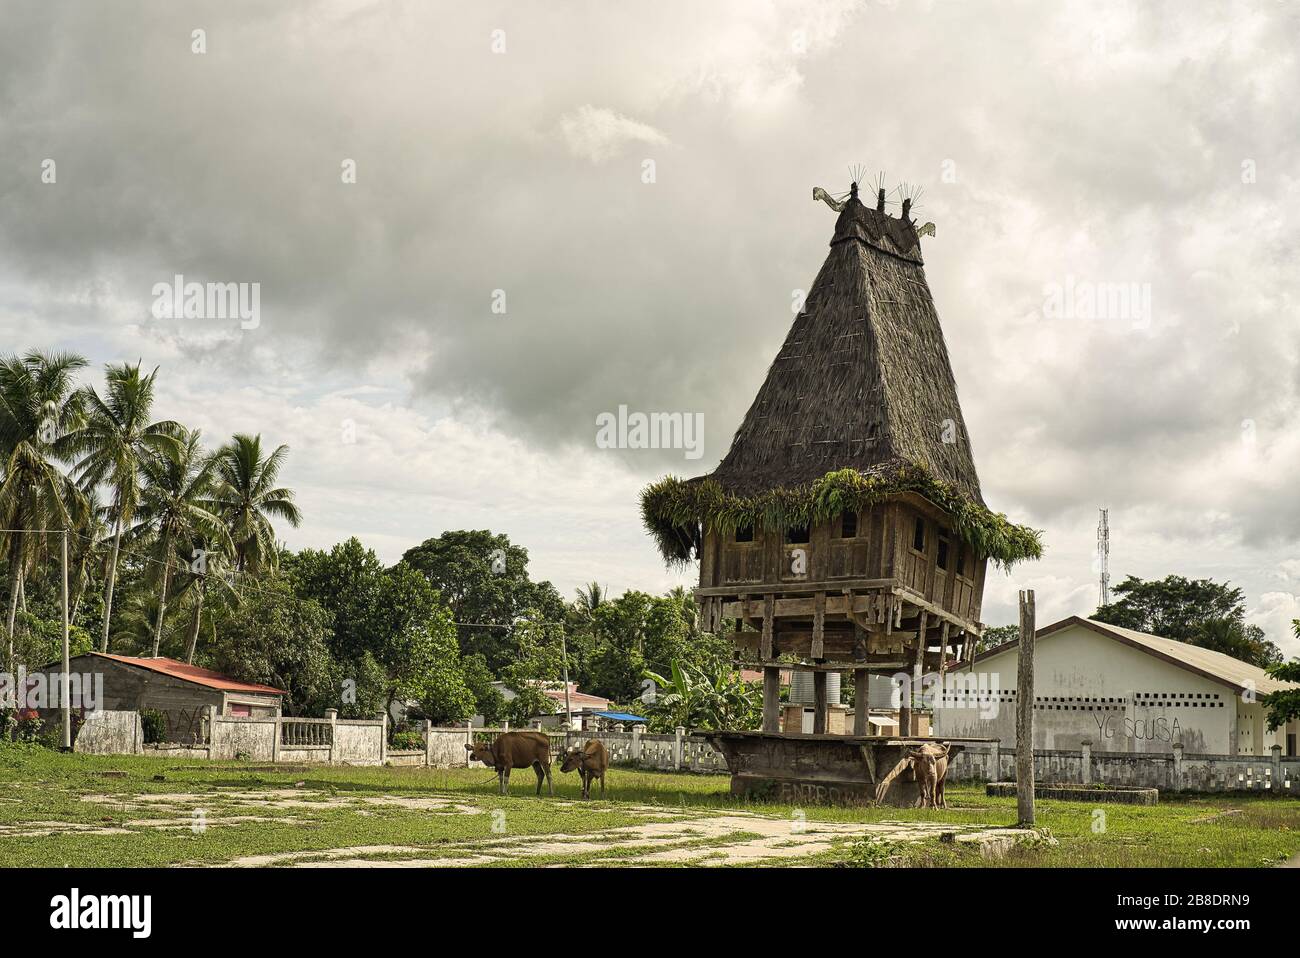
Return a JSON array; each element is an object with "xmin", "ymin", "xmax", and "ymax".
[
  {"xmin": 853, "ymin": 668, "xmax": 869, "ymax": 736},
  {"xmin": 763, "ymin": 666, "xmax": 781, "ymax": 733},
  {"xmin": 813, "ymin": 671, "xmax": 828, "ymax": 734}
]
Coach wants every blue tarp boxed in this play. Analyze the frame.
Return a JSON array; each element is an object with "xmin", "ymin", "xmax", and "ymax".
[{"xmin": 591, "ymin": 710, "xmax": 648, "ymax": 723}]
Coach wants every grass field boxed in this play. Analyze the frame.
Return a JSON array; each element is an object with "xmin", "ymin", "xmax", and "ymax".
[{"xmin": 1, "ymin": 745, "xmax": 1297, "ymax": 867}]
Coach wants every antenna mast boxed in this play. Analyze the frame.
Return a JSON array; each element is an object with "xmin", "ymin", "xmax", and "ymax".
[{"xmin": 1097, "ymin": 508, "xmax": 1110, "ymax": 607}]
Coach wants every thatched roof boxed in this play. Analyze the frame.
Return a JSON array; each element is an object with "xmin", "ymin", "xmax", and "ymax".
[
  {"xmin": 709, "ymin": 188, "xmax": 981, "ymax": 501},
  {"xmin": 642, "ymin": 184, "xmax": 1043, "ymax": 569}
]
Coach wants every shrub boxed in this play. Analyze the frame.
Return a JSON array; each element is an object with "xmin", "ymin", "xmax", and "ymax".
[
  {"xmin": 390, "ymin": 730, "xmax": 424, "ymax": 751},
  {"xmin": 139, "ymin": 709, "xmax": 167, "ymax": 744}
]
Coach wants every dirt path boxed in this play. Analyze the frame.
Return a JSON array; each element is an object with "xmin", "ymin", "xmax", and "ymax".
[{"xmin": 68, "ymin": 786, "xmax": 1001, "ymax": 867}]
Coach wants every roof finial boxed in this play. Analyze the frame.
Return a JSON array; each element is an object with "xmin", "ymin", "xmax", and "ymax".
[
  {"xmin": 849, "ymin": 181, "xmax": 859, "ymax": 200},
  {"xmin": 901, "ymin": 197, "xmax": 912, "ymax": 223},
  {"xmin": 876, "ymin": 188, "xmax": 886, "ymax": 213}
]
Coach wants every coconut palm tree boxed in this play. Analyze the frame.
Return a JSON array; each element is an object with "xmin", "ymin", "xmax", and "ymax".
[
  {"xmin": 210, "ymin": 433, "xmax": 301, "ymax": 578},
  {"xmin": 0, "ymin": 350, "xmax": 87, "ymax": 672},
  {"xmin": 574, "ymin": 581, "xmax": 608, "ymax": 617},
  {"xmin": 129, "ymin": 429, "xmax": 233, "ymax": 656},
  {"xmin": 66, "ymin": 362, "xmax": 180, "ymax": 651}
]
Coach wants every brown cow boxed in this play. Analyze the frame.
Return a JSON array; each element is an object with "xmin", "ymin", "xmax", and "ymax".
[
  {"xmin": 873, "ymin": 742, "xmax": 958, "ymax": 808},
  {"xmin": 465, "ymin": 731, "xmax": 553, "ymax": 796},
  {"xmin": 559, "ymin": 739, "xmax": 608, "ymax": 799},
  {"xmin": 905, "ymin": 742, "xmax": 954, "ymax": 808}
]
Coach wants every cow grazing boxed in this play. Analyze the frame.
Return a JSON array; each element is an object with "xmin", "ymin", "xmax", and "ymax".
[
  {"xmin": 905, "ymin": 742, "xmax": 954, "ymax": 809},
  {"xmin": 559, "ymin": 739, "xmax": 609, "ymax": 799},
  {"xmin": 465, "ymin": 731, "xmax": 553, "ymax": 796}
]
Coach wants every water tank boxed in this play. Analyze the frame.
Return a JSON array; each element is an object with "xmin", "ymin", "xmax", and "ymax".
[{"xmin": 789, "ymin": 670, "xmax": 840, "ymax": 706}]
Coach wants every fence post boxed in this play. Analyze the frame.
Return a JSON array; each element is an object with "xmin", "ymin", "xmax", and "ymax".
[
  {"xmin": 631, "ymin": 724, "xmax": 643, "ymax": 766},
  {"xmin": 502, "ymin": 720, "xmax": 509, "ymax": 732},
  {"xmin": 1271, "ymin": 744, "xmax": 1282, "ymax": 792},
  {"xmin": 1080, "ymin": 740, "xmax": 1091, "ymax": 785},
  {"xmin": 464, "ymin": 720, "xmax": 473, "ymax": 767},
  {"xmin": 206, "ymin": 704, "xmax": 219, "ymax": 759},
  {"xmin": 424, "ymin": 719, "xmax": 434, "ymax": 767},
  {"xmin": 1172, "ymin": 741, "xmax": 1184, "ymax": 792},
  {"xmin": 325, "ymin": 708, "xmax": 338, "ymax": 764},
  {"xmin": 989, "ymin": 739, "xmax": 1000, "ymax": 782},
  {"xmin": 379, "ymin": 712, "xmax": 388, "ymax": 765},
  {"xmin": 673, "ymin": 726, "xmax": 685, "ymax": 770},
  {"xmin": 272, "ymin": 712, "xmax": 282, "ymax": 763}
]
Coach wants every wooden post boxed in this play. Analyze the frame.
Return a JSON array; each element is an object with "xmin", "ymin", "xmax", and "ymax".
[
  {"xmin": 760, "ymin": 594, "xmax": 775, "ymax": 659},
  {"xmin": 1016, "ymin": 589, "xmax": 1036, "ymax": 826},
  {"xmin": 762, "ymin": 666, "xmax": 781, "ymax": 733},
  {"xmin": 853, "ymin": 668, "xmax": 869, "ymax": 736},
  {"xmin": 812, "ymin": 671, "xmax": 828, "ymax": 734},
  {"xmin": 60, "ymin": 529, "xmax": 71, "ymax": 751},
  {"xmin": 912, "ymin": 610, "xmax": 927, "ymax": 730},
  {"xmin": 811, "ymin": 591, "xmax": 826, "ymax": 659}
]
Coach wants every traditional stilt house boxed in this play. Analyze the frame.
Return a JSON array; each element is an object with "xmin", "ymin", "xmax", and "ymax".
[{"xmin": 642, "ymin": 181, "xmax": 1041, "ymax": 745}]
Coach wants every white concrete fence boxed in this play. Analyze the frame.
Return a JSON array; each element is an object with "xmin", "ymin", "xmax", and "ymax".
[{"xmin": 948, "ymin": 739, "xmax": 1300, "ymax": 794}]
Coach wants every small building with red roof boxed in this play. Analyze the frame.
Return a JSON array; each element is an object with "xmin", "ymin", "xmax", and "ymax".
[{"xmin": 35, "ymin": 651, "xmax": 285, "ymax": 744}]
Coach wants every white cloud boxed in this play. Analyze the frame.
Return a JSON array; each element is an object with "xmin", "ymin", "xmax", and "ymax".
[{"xmin": 558, "ymin": 106, "xmax": 668, "ymax": 164}]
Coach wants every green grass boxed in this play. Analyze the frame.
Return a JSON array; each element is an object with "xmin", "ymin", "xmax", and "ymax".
[{"xmin": 0, "ymin": 745, "xmax": 1296, "ymax": 868}]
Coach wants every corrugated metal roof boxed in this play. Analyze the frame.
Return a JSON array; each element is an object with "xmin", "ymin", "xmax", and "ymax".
[
  {"xmin": 91, "ymin": 652, "xmax": 285, "ymax": 695},
  {"xmin": 976, "ymin": 616, "xmax": 1295, "ymax": 696}
]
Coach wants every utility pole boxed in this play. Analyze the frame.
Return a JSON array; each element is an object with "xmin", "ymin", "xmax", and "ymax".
[
  {"xmin": 1097, "ymin": 508, "xmax": 1110, "ymax": 607},
  {"xmin": 559, "ymin": 629, "xmax": 573, "ymax": 729},
  {"xmin": 61, "ymin": 529, "xmax": 71, "ymax": 751}
]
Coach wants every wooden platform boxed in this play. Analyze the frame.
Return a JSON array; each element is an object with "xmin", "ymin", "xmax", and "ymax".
[{"xmin": 697, "ymin": 731, "xmax": 997, "ymax": 808}]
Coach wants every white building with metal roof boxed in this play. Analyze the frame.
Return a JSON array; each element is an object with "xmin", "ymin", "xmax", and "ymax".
[{"xmin": 933, "ymin": 617, "xmax": 1298, "ymax": 757}]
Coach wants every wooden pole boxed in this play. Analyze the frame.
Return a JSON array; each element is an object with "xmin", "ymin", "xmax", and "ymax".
[
  {"xmin": 812, "ymin": 671, "xmax": 827, "ymax": 734},
  {"xmin": 61, "ymin": 529, "xmax": 71, "ymax": 751},
  {"xmin": 762, "ymin": 666, "xmax": 780, "ymax": 733},
  {"xmin": 853, "ymin": 668, "xmax": 869, "ymax": 736},
  {"xmin": 1016, "ymin": 589, "xmax": 1036, "ymax": 826}
]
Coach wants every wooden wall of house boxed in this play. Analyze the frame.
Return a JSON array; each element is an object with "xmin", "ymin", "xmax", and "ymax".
[{"xmin": 701, "ymin": 498, "xmax": 986, "ymax": 625}]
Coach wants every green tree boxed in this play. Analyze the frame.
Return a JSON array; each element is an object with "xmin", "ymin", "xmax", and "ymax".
[
  {"xmin": 461, "ymin": 652, "xmax": 505, "ymax": 724},
  {"xmin": 211, "ymin": 433, "xmax": 301, "ymax": 576},
  {"xmin": 1094, "ymin": 574, "xmax": 1281, "ymax": 667},
  {"xmin": 204, "ymin": 576, "xmax": 335, "ymax": 716},
  {"xmin": 0, "ymin": 350, "xmax": 87, "ymax": 671},
  {"xmin": 66, "ymin": 361, "xmax": 179, "ymax": 651},
  {"xmin": 1262, "ymin": 622, "xmax": 1300, "ymax": 732},
  {"xmin": 129, "ymin": 429, "xmax": 231, "ymax": 655},
  {"xmin": 401, "ymin": 530, "xmax": 566, "ymax": 672},
  {"xmin": 978, "ymin": 624, "xmax": 1020, "ymax": 654},
  {"xmin": 499, "ymin": 616, "xmax": 564, "ymax": 726},
  {"xmin": 292, "ymin": 539, "xmax": 474, "ymax": 727}
]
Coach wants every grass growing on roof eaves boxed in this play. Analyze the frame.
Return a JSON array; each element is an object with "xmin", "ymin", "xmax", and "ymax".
[{"xmin": 641, "ymin": 465, "xmax": 1043, "ymax": 570}]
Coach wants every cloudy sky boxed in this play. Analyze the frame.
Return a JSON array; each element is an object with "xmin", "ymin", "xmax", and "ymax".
[{"xmin": 3, "ymin": 0, "xmax": 1298, "ymax": 654}]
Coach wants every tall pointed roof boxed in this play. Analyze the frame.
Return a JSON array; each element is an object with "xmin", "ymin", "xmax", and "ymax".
[
  {"xmin": 709, "ymin": 186, "xmax": 983, "ymax": 504},
  {"xmin": 640, "ymin": 181, "xmax": 1042, "ymax": 568}
]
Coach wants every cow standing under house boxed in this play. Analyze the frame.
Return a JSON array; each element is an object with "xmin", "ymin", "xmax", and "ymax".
[
  {"xmin": 465, "ymin": 731, "xmax": 554, "ymax": 796},
  {"xmin": 560, "ymin": 739, "xmax": 609, "ymax": 799}
]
